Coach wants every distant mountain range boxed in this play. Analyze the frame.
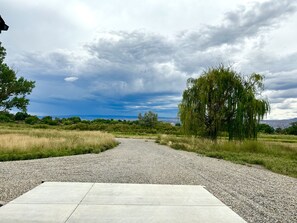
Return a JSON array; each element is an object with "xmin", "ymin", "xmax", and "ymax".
[{"xmin": 261, "ymin": 118, "xmax": 297, "ymax": 129}]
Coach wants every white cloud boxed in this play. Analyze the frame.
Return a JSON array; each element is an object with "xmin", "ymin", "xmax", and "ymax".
[{"xmin": 64, "ymin": 77, "xmax": 78, "ymax": 82}]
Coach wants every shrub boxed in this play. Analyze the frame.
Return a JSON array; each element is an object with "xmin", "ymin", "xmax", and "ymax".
[
  {"xmin": 284, "ymin": 122, "xmax": 297, "ymax": 135},
  {"xmin": 258, "ymin": 123, "xmax": 275, "ymax": 134},
  {"xmin": 0, "ymin": 113, "xmax": 13, "ymax": 122},
  {"xmin": 15, "ymin": 112, "xmax": 29, "ymax": 121},
  {"xmin": 41, "ymin": 116, "xmax": 59, "ymax": 125},
  {"xmin": 68, "ymin": 116, "xmax": 81, "ymax": 124},
  {"xmin": 25, "ymin": 116, "xmax": 40, "ymax": 125}
]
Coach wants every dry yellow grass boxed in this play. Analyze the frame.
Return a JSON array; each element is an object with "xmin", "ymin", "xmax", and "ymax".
[
  {"xmin": 0, "ymin": 129, "xmax": 118, "ymax": 161},
  {"xmin": 0, "ymin": 134, "xmax": 66, "ymax": 151}
]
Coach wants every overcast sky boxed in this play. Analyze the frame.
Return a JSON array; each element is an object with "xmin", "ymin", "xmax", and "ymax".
[{"xmin": 1, "ymin": 0, "xmax": 297, "ymax": 119}]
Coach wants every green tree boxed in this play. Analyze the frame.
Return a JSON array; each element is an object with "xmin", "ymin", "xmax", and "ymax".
[
  {"xmin": 257, "ymin": 123, "xmax": 275, "ymax": 134},
  {"xmin": 138, "ymin": 111, "xmax": 158, "ymax": 128},
  {"xmin": 0, "ymin": 42, "xmax": 35, "ymax": 112},
  {"xmin": 67, "ymin": 116, "xmax": 81, "ymax": 124},
  {"xmin": 14, "ymin": 111, "xmax": 29, "ymax": 121},
  {"xmin": 275, "ymin": 127, "xmax": 284, "ymax": 134},
  {"xmin": 25, "ymin": 116, "xmax": 39, "ymax": 125},
  {"xmin": 179, "ymin": 65, "xmax": 269, "ymax": 140},
  {"xmin": 0, "ymin": 111, "xmax": 14, "ymax": 122},
  {"xmin": 285, "ymin": 122, "xmax": 297, "ymax": 135}
]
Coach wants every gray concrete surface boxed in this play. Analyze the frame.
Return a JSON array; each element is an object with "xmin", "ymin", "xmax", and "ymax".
[{"xmin": 0, "ymin": 182, "xmax": 246, "ymax": 223}]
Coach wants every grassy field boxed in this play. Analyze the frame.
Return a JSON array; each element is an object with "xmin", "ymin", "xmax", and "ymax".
[
  {"xmin": 1, "ymin": 122, "xmax": 297, "ymax": 178},
  {"xmin": 0, "ymin": 128, "xmax": 118, "ymax": 161},
  {"xmin": 157, "ymin": 134, "xmax": 297, "ymax": 178}
]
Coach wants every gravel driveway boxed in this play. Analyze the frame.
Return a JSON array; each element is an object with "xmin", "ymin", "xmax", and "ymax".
[{"xmin": 0, "ymin": 138, "xmax": 296, "ymax": 222}]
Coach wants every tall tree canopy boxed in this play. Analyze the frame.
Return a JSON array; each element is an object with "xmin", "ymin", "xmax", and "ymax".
[
  {"xmin": 179, "ymin": 66, "xmax": 269, "ymax": 140},
  {"xmin": 0, "ymin": 42, "xmax": 35, "ymax": 112}
]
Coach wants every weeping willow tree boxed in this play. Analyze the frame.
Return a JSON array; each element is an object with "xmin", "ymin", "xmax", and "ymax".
[{"xmin": 179, "ymin": 66, "xmax": 269, "ymax": 140}]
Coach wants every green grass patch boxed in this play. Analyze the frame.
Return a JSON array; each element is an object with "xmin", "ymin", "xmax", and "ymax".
[{"xmin": 157, "ymin": 135, "xmax": 297, "ymax": 178}]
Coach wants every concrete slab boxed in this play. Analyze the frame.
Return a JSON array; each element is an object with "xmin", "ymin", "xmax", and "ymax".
[
  {"xmin": 11, "ymin": 182, "xmax": 93, "ymax": 204},
  {"xmin": 67, "ymin": 205, "xmax": 246, "ymax": 223},
  {"xmin": 0, "ymin": 182, "xmax": 247, "ymax": 223},
  {"xmin": 82, "ymin": 183, "xmax": 224, "ymax": 206},
  {"xmin": 0, "ymin": 204, "xmax": 77, "ymax": 223}
]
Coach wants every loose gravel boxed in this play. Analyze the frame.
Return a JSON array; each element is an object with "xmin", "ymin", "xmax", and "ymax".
[{"xmin": 0, "ymin": 138, "xmax": 296, "ymax": 222}]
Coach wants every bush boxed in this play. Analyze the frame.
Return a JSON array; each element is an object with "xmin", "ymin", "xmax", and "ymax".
[
  {"xmin": 0, "ymin": 113, "xmax": 13, "ymax": 122},
  {"xmin": 284, "ymin": 122, "xmax": 297, "ymax": 135},
  {"xmin": 25, "ymin": 116, "xmax": 40, "ymax": 125},
  {"xmin": 61, "ymin": 119, "xmax": 73, "ymax": 125},
  {"xmin": 0, "ymin": 112, "xmax": 15, "ymax": 122},
  {"xmin": 68, "ymin": 116, "xmax": 81, "ymax": 124},
  {"xmin": 258, "ymin": 123, "xmax": 275, "ymax": 134},
  {"xmin": 15, "ymin": 112, "xmax": 29, "ymax": 121},
  {"xmin": 41, "ymin": 116, "xmax": 59, "ymax": 125},
  {"xmin": 275, "ymin": 127, "xmax": 284, "ymax": 134}
]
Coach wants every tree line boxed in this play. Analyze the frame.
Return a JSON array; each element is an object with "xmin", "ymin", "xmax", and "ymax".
[{"xmin": 0, "ymin": 111, "xmax": 180, "ymax": 135}]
